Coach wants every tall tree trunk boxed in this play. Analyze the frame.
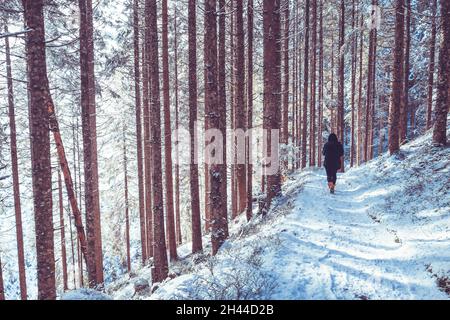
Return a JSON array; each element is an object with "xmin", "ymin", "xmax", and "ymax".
[
  {"xmin": 261, "ymin": 0, "xmax": 282, "ymax": 214},
  {"xmin": 147, "ymin": 0, "xmax": 169, "ymax": 283},
  {"xmin": 188, "ymin": 0, "xmax": 203, "ymax": 254},
  {"xmin": 4, "ymin": 23, "xmax": 27, "ymax": 300},
  {"xmin": 235, "ymin": 0, "xmax": 247, "ymax": 214},
  {"xmin": 58, "ymin": 170, "xmax": 69, "ymax": 291},
  {"xmin": 173, "ymin": 3, "xmax": 182, "ymax": 245},
  {"xmin": 0, "ymin": 257, "xmax": 4, "ymax": 300},
  {"xmin": 246, "ymin": 0, "xmax": 254, "ymax": 221},
  {"xmin": 317, "ymin": 0, "xmax": 324, "ymax": 167},
  {"xmin": 230, "ymin": 1, "xmax": 238, "ymax": 220},
  {"xmin": 357, "ymin": 11, "xmax": 364, "ymax": 166},
  {"xmin": 22, "ymin": 0, "xmax": 56, "ymax": 299},
  {"xmin": 309, "ymin": 0, "xmax": 317, "ymax": 167},
  {"xmin": 123, "ymin": 128, "xmax": 131, "ymax": 273},
  {"xmin": 432, "ymin": 0, "xmax": 450, "ymax": 146},
  {"xmin": 338, "ymin": 0, "xmax": 345, "ymax": 155},
  {"xmin": 350, "ymin": 0, "xmax": 356, "ymax": 167},
  {"xmin": 132, "ymin": 0, "xmax": 147, "ymax": 264},
  {"xmin": 388, "ymin": 0, "xmax": 405, "ymax": 155},
  {"xmin": 143, "ymin": 6, "xmax": 153, "ymax": 259},
  {"xmin": 301, "ymin": 0, "xmax": 310, "ymax": 169},
  {"xmin": 282, "ymin": 0, "xmax": 290, "ymax": 160},
  {"xmin": 426, "ymin": 0, "xmax": 438, "ymax": 130},
  {"xmin": 79, "ymin": 0, "xmax": 103, "ymax": 286},
  {"xmin": 161, "ymin": 0, "xmax": 178, "ymax": 262},
  {"xmin": 400, "ymin": 0, "xmax": 411, "ymax": 143},
  {"xmin": 205, "ymin": 0, "xmax": 229, "ymax": 255}
]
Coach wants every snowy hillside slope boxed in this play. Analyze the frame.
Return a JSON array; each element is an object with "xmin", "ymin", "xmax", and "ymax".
[{"xmin": 107, "ymin": 128, "xmax": 449, "ymax": 300}]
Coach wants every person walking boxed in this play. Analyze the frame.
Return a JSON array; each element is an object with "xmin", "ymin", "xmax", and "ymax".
[{"xmin": 322, "ymin": 133, "xmax": 344, "ymax": 194}]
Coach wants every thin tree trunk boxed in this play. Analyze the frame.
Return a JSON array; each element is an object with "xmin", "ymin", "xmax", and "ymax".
[
  {"xmin": 426, "ymin": 0, "xmax": 438, "ymax": 130},
  {"xmin": 173, "ymin": 3, "xmax": 182, "ymax": 245},
  {"xmin": 23, "ymin": 0, "xmax": 56, "ymax": 299},
  {"xmin": 235, "ymin": 0, "xmax": 247, "ymax": 214},
  {"xmin": 338, "ymin": 0, "xmax": 345, "ymax": 158},
  {"xmin": 132, "ymin": 0, "xmax": 147, "ymax": 264},
  {"xmin": 205, "ymin": 0, "xmax": 229, "ymax": 255},
  {"xmin": 388, "ymin": 0, "xmax": 405, "ymax": 154},
  {"xmin": 400, "ymin": 0, "xmax": 411, "ymax": 143},
  {"xmin": 309, "ymin": 0, "xmax": 317, "ymax": 167},
  {"xmin": 188, "ymin": 0, "xmax": 203, "ymax": 254},
  {"xmin": 4, "ymin": 23, "xmax": 27, "ymax": 300},
  {"xmin": 357, "ymin": 11, "xmax": 364, "ymax": 166},
  {"xmin": 161, "ymin": 0, "xmax": 177, "ymax": 262},
  {"xmin": 0, "ymin": 257, "xmax": 4, "ymax": 300},
  {"xmin": 432, "ymin": 0, "xmax": 450, "ymax": 146},
  {"xmin": 147, "ymin": 0, "xmax": 169, "ymax": 283},
  {"xmin": 122, "ymin": 128, "xmax": 131, "ymax": 273},
  {"xmin": 301, "ymin": 0, "xmax": 310, "ymax": 169},
  {"xmin": 350, "ymin": 0, "xmax": 356, "ymax": 167},
  {"xmin": 246, "ymin": 0, "xmax": 254, "ymax": 221},
  {"xmin": 79, "ymin": 0, "xmax": 103, "ymax": 286},
  {"xmin": 58, "ymin": 170, "xmax": 69, "ymax": 291},
  {"xmin": 282, "ymin": 0, "xmax": 290, "ymax": 160},
  {"xmin": 143, "ymin": 6, "xmax": 153, "ymax": 259},
  {"xmin": 317, "ymin": 0, "xmax": 324, "ymax": 167},
  {"xmin": 261, "ymin": 0, "xmax": 282, "ymax": 215}
]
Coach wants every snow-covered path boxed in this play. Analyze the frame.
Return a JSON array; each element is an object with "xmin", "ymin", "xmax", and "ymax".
[
  {"xmin": 111, "ymin": 132, "xmax": 449, "ymax": 300},
  {"xmin": 267, "ymin": 169, "xmax": 448, "ymax": 300}
]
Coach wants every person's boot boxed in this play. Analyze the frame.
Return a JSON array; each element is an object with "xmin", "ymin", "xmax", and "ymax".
[
  {"xmin": 330, "ymin": 183, "xmax": 335, "ymax": 194},
  {"xmin": 328, "ymin": 182, "xmax": 333, "ymax": 192}
]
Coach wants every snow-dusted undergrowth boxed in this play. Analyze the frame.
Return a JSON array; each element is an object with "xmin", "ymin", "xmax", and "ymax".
[{"xmin": 107, "ymin": 128, "xmax": 449, "ymax": 300}]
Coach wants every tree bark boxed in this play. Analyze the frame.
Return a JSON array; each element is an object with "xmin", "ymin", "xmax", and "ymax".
[
  {"xmin": 143, "ymin": 4, "xmax": 153, "ymax": 259},
  {"xmin": 261, "ymin": 0, "xmax": 282, "ymax": 215},
  {"xmin": 282, "ymin": 1, "xmax": 290, "ymax": 158},
  {"xmin": 426, "ymin": 0, "xmax": 438, "ymax": 130},
  {"xmin": 173, "ymin": 3, "xmax": 182, "ymax": 245},
  {"xmin": 22, "ymin": 0, "xmax": 56, "ymax": 299},
  {"xmin": 301, "ymin": 0, "xmax": 310, "ymax": 169},
  {"xmin": 58, "ymin": 170, "xmax": 69, "ymax": 291},
  {"xmin": 235, "ymin": 0, "xmax": 247, "ymax": 214},
  {"xmin": 350, "ymin": 0, "xmax": 356, "ymax": 167},
  {"xmin": 147, "ymin": 0, "xmax": 169, "ymax": 283},
  {"xmin": 188, "ymin": 0, "xmax": 203, "ymax": 254},
  {"xmin": 246, "ymin": 0, "xmax": 254, "ymax": 221},
  {"xmin": 317, "ymin": 0, "xmax": 324, "ymax": 168},
  {"xmin": 432, "ymin": 0, "xmax": 450, "ymax": 146},
  {"xmin": 161, "ymin": 0, "xmax": 178, "ymax": 262},
  {"xmin": 122, "ymin": 128, "xmax": 131, "ymax": 273},
  {"xmin": 338, "ymin": 0, "xmax": 345, "ymax": 156},
  {"xmin": 310, "ymin": 0, "xmax": 317, "ymax": 167},
  {"xmin": 4, "ymin": 23, "xmax": 27, "ymax": 300},
  {"xmin": 205, "ymin": 0, "xmax": 229, "ymax": 255},
  {"xmin": 132, "ymin": 0, "xmax": 147, "ymax": 264},
  {"xmin": 357, "ymin": 11, "xmax": 364, "ymax": 166},
  {"xmin": 399, "ymin": 0, "xmax": 411, "ymax": 143},
  {"xmin": 79, "ymin": 0, "xmax": 103, "ymax": 286},
  {"xmin": 0, "ymin": 257, "xmax": 4, "ymax": 300},
  {"xmin": 388, "ymin": 0, "xmax": 405, "ymax": 155}
]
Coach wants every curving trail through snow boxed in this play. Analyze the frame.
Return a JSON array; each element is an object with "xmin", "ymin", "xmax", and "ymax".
[{"xmin": 267, "ymin": 168, "xmax": 448, "ymax": 300}]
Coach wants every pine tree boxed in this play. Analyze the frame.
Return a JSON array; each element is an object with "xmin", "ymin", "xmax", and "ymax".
[
  {"xmin": 188, "ymin": 0, "xmax": 203, "ymax": 254},
  {"xmin": 4, "ymin": 23, "xmax": 27, "ymax": 300},
  {"xmin": 132, "ymin": 0, "xmax": 147, "ymax": 264},
  {"xmin": 246, "ymin": 0, "xmax": 254, "ymax": 221},
  {"xmin": 432, "ymin": 0, "xmax": 450, "ymax": 146},
  {"xmin": 301, "ymin": 0, "xmax": 310, "ymax": 169},
  {"xmin": 205, "ymin": 0, "xmax": 229, "ymax": 254},
  {"xmin": 426, "ymin": 0, "xmax": 438, "ymax": 130},
  {"xmin": 147, "ymin": 0, "xmax": 169, "ymax": 283},
  {"xmin": 161, "ymin": 0, "xmax": 177, "ymax": 261},
  {"xmin": 388, "ymin": 0, "xmax": 405, "ymax": 155},
  {"xmin": 58, "ymin": 171, "xmax": 69, "ymax": 291},
  {"xmin": 261, "ymin": 0, "xmax": 282, "ymax": 214},
  {"xmin": 22, "ymin": 0, "xmax": 56, "ymax": 299},
  {"xmin": 79, "ymin": 0, "xmax": 104, "ymax": 286}
]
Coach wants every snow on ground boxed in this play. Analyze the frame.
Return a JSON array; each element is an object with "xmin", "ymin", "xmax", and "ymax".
[{"xmin": 108, "ymin": 128, "xmax": 449, "ymax": 300}]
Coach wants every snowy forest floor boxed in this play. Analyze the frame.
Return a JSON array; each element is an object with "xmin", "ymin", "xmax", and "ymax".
[{"xmin": 103, "ymin": 128, "xmax": 450, "ymax": 300}]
